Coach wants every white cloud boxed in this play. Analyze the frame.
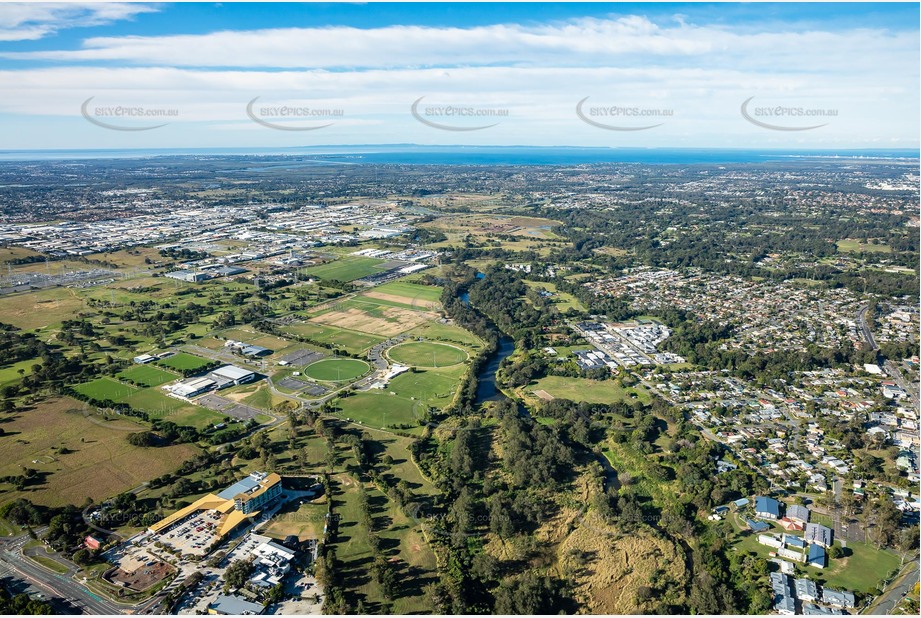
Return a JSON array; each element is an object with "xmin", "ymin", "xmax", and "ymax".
[
  {"xmin": 0, "ymin": 3, "xmax": 158, "ymax": 41},
  {"xmin": 3, "ymin": 15, "xmax": 915, "ymax": 76},
  {"xmin": 0, "ymin": 12, "xmax": 915, "ymax": 148}
]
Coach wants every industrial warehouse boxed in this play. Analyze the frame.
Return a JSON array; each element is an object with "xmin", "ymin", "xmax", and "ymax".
[{"xmin": 166, "ymin": 364, "xmax": 258, "ymax": 399}]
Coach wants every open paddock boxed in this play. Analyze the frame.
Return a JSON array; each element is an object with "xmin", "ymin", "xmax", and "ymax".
[
  {"xmin": 311, "ymin": 304, "xmax": 435, "ymax": 337},
  {"xmin": 0, "ymin": 397, "xmax": 198, "ymax": 507},
  {"xmin": 0, "ymin": 287, "xmax": 87, "ymax": 331},
  {"xmin": 304, "ymin": 256, "xmax": 387, "ymax": 282},
  {"xmin": 280, "ymin": 322, "xmax": 384, "ymax": 354}
]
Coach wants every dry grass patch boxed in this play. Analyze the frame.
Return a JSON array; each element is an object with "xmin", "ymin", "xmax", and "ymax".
[
  {"xmin": 558, "ymin": 522, "xmax": 687, "ymax": 614},
  {"xmin": 312, "ymin": 306, "xmax": 435, "ymax": 336},
  {"xmin": 0, "ymin": 397, "xmax": 198, "ymax": 507}
]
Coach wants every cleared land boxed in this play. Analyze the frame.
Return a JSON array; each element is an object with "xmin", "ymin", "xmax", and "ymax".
[
  {"xmin": 281, "ymin": 322, "xmax": 384, "ymax": 355},
  {"xmin": 311, "ymin": 304, "xmax": 435, "ymax": 337},
  {"xmin": 0, "ymin": 358, "xmax": 39, "ymax": 389},
  {"xmin": 120, "ymin": 389, "xmax": 219, "ymax": 429},
  {"xmin": 836, "ymin": 239, "xmax": 893, "ymax": 254},
  {"xmin": 337, "ymin": 367, "xmax": 463, "ymax": 430},
  {"xmin": 526, "ymin": 376, "xmax": 651, "ymax": 405},
  {"xmin": 522, "ymin": 280, "xmax": 585, "ymax": 312},
  {"xmin": 0, "ymin": 287, "xmax": 86, "ymax": 331},
  {"xmin": 0, "ymin": 397, "xmax": 198, "ymax": 507},
  {"xmin": 304, "ymin": 358, "xmax": 369, "ymax": 382},
  {"xmin": 388, "ymin": 341, "xmax": 467, "ymax": 367}
]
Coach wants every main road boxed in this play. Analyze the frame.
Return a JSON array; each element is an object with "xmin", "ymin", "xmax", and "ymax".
[{"xmin": 0, "ymin": 544, "xmax": 126, "ymax": 614}]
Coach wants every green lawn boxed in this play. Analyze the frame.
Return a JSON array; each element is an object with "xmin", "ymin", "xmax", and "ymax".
[
  {"xmin": 304, "ymin": 256, "xmax": 387, "ymax": 282},
  {"xmin": 529, "ymin": 375, "xmax": 651, "ymax": 405},
  {"xmin": 155, "ymin": 352, "xmax": 213, "ymax": 372},
  {"xmin": 406, "ymin": 322, "xmax": 482, "ymax": 348},
  {"xmin": 28, "ymin": 555, "xmax": 69, "ymax": 574},
  {"xmin": 818, "ymin": 541, "xmax": 901, "ymax": 594},
  {"xmin": 304, "ymin": 358, "xmax": 370, "ymax": 382},
  {"xmin": 387, "ymin": 368, "xmax": 462, "ymax": 405},
  {"xmin": 336, "ymin": 392, "xmax": 422, "ymax": 429},
  {"xmin": 119, "ymin": 389, "xmax": 219, "ymax": 429},
  {"xmin": 0, "ymin": 358, "xmax": 38, "ymax": 389},
  {"xmin": 388, "ymin": 341, "xmax": 467, "ymax": 368},
  {"xmin": 117, "ymin": 364, "xmax": 177, "ymax": 387},
  {"xmin": 72, "ymin": 377, "xmax": 139, "ymax": 402}
]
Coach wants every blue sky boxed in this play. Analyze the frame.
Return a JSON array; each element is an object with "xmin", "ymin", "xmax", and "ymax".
[{"xmin": 0, "ymin": 2, "xmax": 917, "ymax": 150}]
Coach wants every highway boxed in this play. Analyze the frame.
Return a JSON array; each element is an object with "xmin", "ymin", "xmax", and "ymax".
[
  {"xmin": 0, "ymin": 547, "xmax": 124, "ymax": 614},
  {"xmin": 856, "ymin": 304, "xmax": 879, "ymax": 350}
]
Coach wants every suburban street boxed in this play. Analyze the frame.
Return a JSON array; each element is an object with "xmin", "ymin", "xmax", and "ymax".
[{"xmin": 865, "ymin": 557, "xmax": 920, "ymax": 615}]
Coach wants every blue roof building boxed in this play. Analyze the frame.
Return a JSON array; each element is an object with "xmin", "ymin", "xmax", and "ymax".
[
  {"xmin": 807, "ymin": 544, "xmax": 826, "ymax": 568},
  {"xmin": 746, "ymin": 519, "xmax": 771, "ymax": 532},
  {"xmin": 755, "ymin": 496, "xmax": 782, "ymax": 519}
]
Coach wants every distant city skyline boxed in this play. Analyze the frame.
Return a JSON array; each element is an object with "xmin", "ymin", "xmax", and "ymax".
[{"xmin": 0, "ymin": 2, "xmax": 918, "ymax": 150}]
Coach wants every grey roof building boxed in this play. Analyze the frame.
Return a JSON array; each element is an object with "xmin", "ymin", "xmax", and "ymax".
[
  {"xmin": 209, "ymin": 594, "xmax": 264, "ymax": 615},
  {"xmin": 821, "ymin": 589, "xmax": 856, "ymax": 608},
  {"xmin": 803, "ymin": 603, "xmax": 844, "ymax": 615},
  {"xmin": 795, "ymin": 578, "xmax": 819, "ymax": 602},
  {"xmin": 805, "ymin": 523, "xmax": 833, "ymax": 548},
  {"xmin": 786, "ymin": 503, "xmax": 810, "ymax": 524}
]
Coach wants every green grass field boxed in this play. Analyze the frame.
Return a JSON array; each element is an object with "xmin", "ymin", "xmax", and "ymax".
[
  {"xmin": 406, "ymin": 322, "xmax": 482, "ymax": 348},
  {"xmin": 116, "ymin": 364, "xmax": 176, "ymax": 387},
  {"xmin": 281, "ymin": 322, "xmax": 384, "ymax": 354},
  {"xmin": 336, "ymin": 367, "xmax": 463, "ymax": 430},
  {"xmin": 0, "ymin": 358, "xmax": 38, "ymax": 389},
  {"xmin": 119, "ymin": 389, "xmax": 219, "ymax": 429},
  {"xmin": 304, "ymin": 358, "xmax": 370, "ymax": 381},
  {"xmin": 818, "ymin": 541, "xmax": 901, "ymax": 593},
  {"xmin": 72, "ymin": 377, "xmax": 139, "ymax": 402},
  {"xmin": 155, "ymin": 352, "xmax": 213, "ymax": 372},
  {"xmin": 836, "ymin": 239, "xmax": 893, "ymax": 254},
  {"xmin": 528, "ymin": 376, "xmax": 651, "ymax": 405},
  {"xmin": 336, "ymin": 392, "xmax": 421, "ymax": 429},
  {"xmin": 388, "ymin": 341, "xmax": 467, "ymax": 367},
  {"xmin": 304, "ymin": 256, "xmax": 387, "ymax": 282}
]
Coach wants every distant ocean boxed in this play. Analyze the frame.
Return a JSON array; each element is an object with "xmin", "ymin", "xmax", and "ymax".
[{"xmin": 0, "ymin": 145, "xmax": 917, "ymax": 165}]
